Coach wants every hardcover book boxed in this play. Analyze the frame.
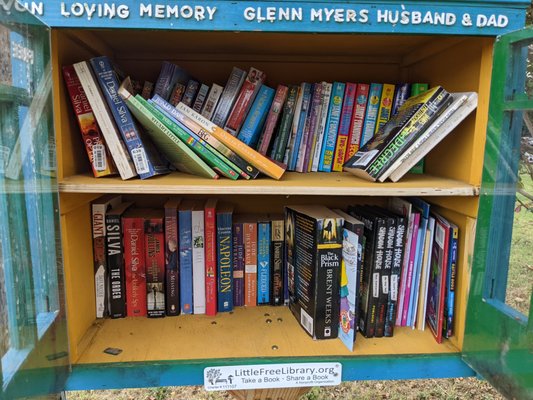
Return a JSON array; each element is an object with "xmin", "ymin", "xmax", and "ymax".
[
  {"xmin": 345, "ymin": 83, "xmax": 369, "ymax": 162},
  {"xmin": 176, "ymin": 102, "xmax": 286, "ymax": 180},
  {"xmin": 179, "ymin": 200, "xmax": 194, "ymax": 315},
  {"xmin": 201, "ymin": 83, "xmax": 224, "ymax": 120},
  {"xmin": 91, "ymin": 194, "xmax": 122, "ymax": 318},
  {"xmin": 212, "ymin": 67, "xmax": 247, "ymax": 128},
  {"xmin": 204, "ymin": 198, "xmax": 218, "ymax": 316},
  {"xmin": 256, "ymin": 85, "xmax": 288, "ymax": 156},
  {"xmin": 270, "ymin": 215, "xmax": 284, "ymax": 306},
  {"xmin": 118, "ymin": 84, "xmax": 219, "ymax": 180},
  {"xmin": 217, "ymin": 202, "xmax": 234, "ymax": 312},
  {"xmin": 225, "ymin": 67, "xmax": 266, "ymax": 135},
  {"xmin": 333, "ymin": 209, "xmax": 364, "ymax": 351},
  {"xmin": 122, "ymin": 208, "xmax": 147, "ymax": 317},
  {"xmin": 145, "ymin": 210, "xmax": 166, "ymax": 318},
  {"xmin": 106, "ymin": 201, "xmax": 133, "ymax": 318},
  {"xmin": 62, "ymin": 65, "xmax": 116, "ymax": 177},
  {"xmin": 89, "ymin": 56, "xmax": 170, "ymax": 179},
  {"xmin": 192, "ymin": 200, "xmax": 206, "ymax": 315},
  {"xmin": 164, "ymin": 198, "xmax": 181, "ymax": 316},
  {"xmin": 73, "ymin": 61, "xmax": 137, "ymax": 180},
  {"xmin": 318, "ymin": 81, "xmax": 345, "ymax": 172},
  {"xmin": 151, "ymin": 95, "xmax": 259, "ymax": 179},
  {"xmin": 237, "ymin": 84, "xmax": 275, "ymax": 148},
  {"xmin": 332, "ymin": 82, "xmax": 357, "ymax": 172},
  {"xmin": 232, "ymin": 218, "xmax": 245, "ymax": 307},
  {"xmin": 344, "ymin": 86, "xmax": 452, "ymax": 182},
  {"xmin": 257, "ymin": 217, "xmax": 271, "ymax": 305},
  {"xmin": 286, "ymin": 205, "xmax": 343, "ymax": 340}
]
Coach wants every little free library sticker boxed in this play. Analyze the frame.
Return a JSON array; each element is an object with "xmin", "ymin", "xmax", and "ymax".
[{"xmin": 204, "ymin": 362, "xmax": 342, "ymax": 391}]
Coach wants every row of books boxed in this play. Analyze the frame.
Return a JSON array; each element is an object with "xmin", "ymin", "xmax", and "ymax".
[{"xmin": 92, "ymin": 194, "xmax": 457, "ymax": 347}]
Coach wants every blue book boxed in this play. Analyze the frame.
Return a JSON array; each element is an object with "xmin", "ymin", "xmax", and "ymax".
[
  {"xmin": 288, "ymin": 82, "xmax": 312, "ymax": 171},
  {"xmin": 391, "ymin": 83, "xmax": 411, "ymax": 116},
  {"xmin": 257, "ymin": 219, "xmax": 271, "ymax": 305},
  {"xmin": 444, "ymin": 220, "xmax": 459, "ymax": 338},
  {"xmin": 179, "ymin": 200, "xmax": 194, "ymax": 314},
  {"xmin": 216, "ymin": 203, "xmax": 234, "ymax": 312},
  {"xmin": 237, "ymin": 85, "xmax": 275, "ymax": 148},
  {"xmin": 359, "ymin": 83, "xmax": 383, "ymax": 147},
  {"xmin": 90, "ymin": 56, "xmax": 169, "ymax": 179},
  {"xmin": 318, "ymin": 82, "xmax": 345, "ymax": 172}
]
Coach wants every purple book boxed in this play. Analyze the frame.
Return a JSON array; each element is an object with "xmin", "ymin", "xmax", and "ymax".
[
  {"xmin": 300, "ymin": 83, "xmax": 324, "ymax": 172},
  {"xmin": 232, "ymin": 220, "xmax": 245, "ymax": 307}
]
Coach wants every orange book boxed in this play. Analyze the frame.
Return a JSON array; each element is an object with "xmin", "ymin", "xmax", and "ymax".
[{"xmin": 244, "ymin": 220, "xmax": 258, "ymax": 307}]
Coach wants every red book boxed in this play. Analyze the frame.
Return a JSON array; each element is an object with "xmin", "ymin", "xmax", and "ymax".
[
  {"xmin": 345, "ymin": 83, "xmax": 370, "ymax": 162},
  {"xmin": 164, "ymin": 198, "xmax": 181, "ymax": 316},
  {"xmin": 244, "ymin": 219, "xmax": 258, "ymax": 307},
  {"xmin": 204, "ymin": 198, "xmax": 218, "ymax": 316},
  {"xmin": 145, "ymin": 210, "xmax": 166, "ymax": 318},
  {"xmin": 122, "ymin": 209, "xmax": 147, "ymax": 317},
  {"xmin": 62, "ymin": 65, "xmax": 116, "ymax": 177},
  {"xmin": 257, "ymin": 85, "xmax": 288, "ymax": 155},
  {"xmin": 224, "ymin": 67, "xmax": 266, "ymax": 136}
]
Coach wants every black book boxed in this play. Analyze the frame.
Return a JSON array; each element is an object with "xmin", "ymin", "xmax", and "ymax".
[
  {"xmin": 270, "ymin": 215, "xmax": 284, "ymax": 306},
  {"xmin": 106, "ymin": 201, "xmax": 133, "ymax": 318},
  {"xmin": 164, "ymin": 198, "xmax": 181, "ymax": 316}
]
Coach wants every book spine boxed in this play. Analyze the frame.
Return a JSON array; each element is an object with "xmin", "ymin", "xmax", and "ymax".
[
  {"xmin": 374, "ymin": 83, "xmax": 395, "ymax": 133},
  {"xmin": 204, "ymin": 201, "xmax": 218, "ymax": 316},
  {"xmin": 257, "ymin": 221, "xmax": 271, "ymax": 304},
  {"xmin": 373, "ymin": 218, "xmax": 388, "ymax": 338},
  {"xmin": 359, "ymin": 83, "xmax": 383, "ymax": 147},
  {"xmin": 332, "ymin": 82, "xmax": 357, "ymax": 172},
  {"xmin": 376, "ymin": 217, "xmax": 395, "ymax": 337},
  {"xmin": 181, "ymin": 79, "xmax": 200, "ymax": 107},
  {"xmin": 282, "ymin": 85, "xmax": 304, "ymax": 166},
  {"xmin": 284, "ymin": 208, "xmax": 295, "ymax": 306},
  {"xmin": 391, "ymin": 83, "xmax": 411, "ymax": 116},
  {"xmin": 200, "ymin": 83, "xmax": 223, "ymax": 120},
  {"xmin": 217, "ymin": 210, "xmax": 233, "ymax": 312},
  {"xmin": 301, "ymin": 83, "xmax": 323, "ymax": 172},
  {"xmin": 237, "ymin": 85, "xmax": 275, "ymax": 148},
  {"xmin": 89, "ymin": 56, "xmax": 164, "ymax": 179},
  {"xmin": 444, "ymin": 225, "xmax": 458, "ymax": 339},
  {"xmin": 179, "ymin": 208, "xmax": 193, "ymax": 314},
  {"xmin": 142, "ymin": 98, "xmax": 240, "ymax": 180},
  {"xmin": 401, "ymin": 213, "xmax": 420, "ymax": 326},
  {"xmin": 192, "ymin": 83, "xmax": 210, "ymax": 113},
  {"xmin": 151, "ymin": 95, "xmax": 259, "ymax": 179},
  {"xmin": 408, "ymin": 213, "xmax": 429, "ymax": 327},
  {"xmin": 385, "ymin": 217, "xmax": 406, "ymax": 337},
  {"xmin": 141, "ymin": 81, "xmax": 154, "ymax": 100},
  {"xmin": 192, "ymin": 208, "xmax": 206, "ymax": 314},
  {"xmin": 164, "ymin": 203, "xmax": 180, "ymax": 316},
  {"xmin": 145, "ymin": 215, "xmax": 165, "ymax": 318},
  {"xmin": 212, "ymin": 67, "xmax": 247, "ymax": 128},
  {"xmin": 169, "ymin": 82, "xmax": 186, "ymax": 106},
  {"xmin": 318, "ymin": 82, "xmax": 345, "ymax": 172},
  {"xmin": 272, "ymin": 85, "xmax": 299, "ymax": 162},
  {"xmin": 123, "ymin": 215, "xmax": 147, "ymax": 317},
  {"xmin": 345, "ymin": 83, "xmax": 369, "ymax": 162},
  {"xmin": 270, "ymin": 219, "xmax": 284, "ymax": 306},
  {"xmin": 73, "ymin": 61, "xmax": 136, "ymax": 180},
  {"xmin": 395, "ymin": 210, "xmax": 415, "ymax": 326},
  {"xmin": 176, "ymin": 102, "xmax": 286, "ymax": 180},
  {"xmin": 106, "ymin": 212, "xmax": 126, "ymax": 318},
  {"xmin": 232, "ymin": 222, "xmax": 245, "ymax": 307},
  {"xmin": 257, "ymin": 85, "xmax": 288, "ymax": 156},
  {"xmin": 311, "ymin": 82, "xmax": 332, "ymax": 172},
  {"xmin": 244, "ymin": 221, "xmax": 258, "ymax": 307},
  {"xmin": 154, "ymin": 61, "xmax": 176, "ymax": 100},
  {"xmin": 289, "ymin": 83, "xmax": 312, "ymax": 171},
  {"xmin": 62, "ymin": 65, "xmax": 116, "ymax": 177},
  {"xmin": 225, "ymin": 67, "xmax": 266, "ymax": 135}
]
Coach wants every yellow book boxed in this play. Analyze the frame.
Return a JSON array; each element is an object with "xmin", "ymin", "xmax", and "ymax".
[{"xmin": 374, "ymin": 83, "xmax": 395, "ymax": 134}]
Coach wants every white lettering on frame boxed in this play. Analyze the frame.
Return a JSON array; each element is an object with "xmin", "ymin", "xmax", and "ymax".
[
  {"xmin": 139, "ymin": 3, "xmax": 216, "ymax": 21},
  {"xmin": 60, "ymin": 2, "xmax": 130, "ymax": 19}
]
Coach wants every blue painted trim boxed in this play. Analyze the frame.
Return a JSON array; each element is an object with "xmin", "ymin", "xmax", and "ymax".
[
  {"xmin": 13, "ymin": 0, "xmax": 528, "ymax": 36},
  {"xmin": 65, "ymin": 354, "xmax": 474, "ymax": 390}
]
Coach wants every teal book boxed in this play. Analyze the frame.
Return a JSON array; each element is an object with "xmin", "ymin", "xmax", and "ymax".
[
  {"xmin": 318, "ymin": 82, "xmax": 345, "ymax": 172},
  {"xmin": 237, "ymin": 85, "xmax": 275, "ymax": 148},
  {"xmin": 359, "ymin": 83, "xmax": 383, "ymax": 148}
]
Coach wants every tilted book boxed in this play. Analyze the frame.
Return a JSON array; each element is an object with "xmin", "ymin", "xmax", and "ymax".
[
  {"xmin": 271, "ymin": 84, "xmax": 299, "ymax": 163},
  {"xmin": 145, "ymin": 210, "xmax": 165, "ymax": 318},
  {"xmin": 90, "ymin": 56, "xmax": 169, "ymax": 179},
  {"xmin": 204, "ymin": 199, "xmax": 218, "ymax": 316},
  {"xmin": 217, "ymin": 202, "xmax": 234, "ymax": 312},
  {"xmin": 257, "ymin": 85, "xmax": 288, "ymax": 156},
  {"xmin": 164, "ymin": 198, "xmax": 181, "ymax": 316},
  {"xmin": 118, "ymin": 84, "xmax": 219, "ymax": 180},
  {"xmin": 154, "ymin": 61, "xmax": 191, "ymax": 101},
  {"xmin": 391, "ymin": 83, "xmax": 411, "ymax": 117},
  {"xmin": 73, "ymin": 61, "xmax": 137, "ymax": 180},
  {"xmin": 286, "ymin": 205, "xmax": 343, "ymax": 340},
  {"xmin": 344, "ymin": 86, "xmax": 452, "ymax": 182},
  {"xmin": 62, "ymin": 65, "xmax": 116, "ymax": 177},
  {"xmin": 176, "ymin": 102, "xmax": 286, "ymax": 180},
  {"xmin": 212, "ymin": 67, "xmax": 247, "ymax": 128},
  {"xmin": 237, "ymin": 85, "xmax": 275, "ymax": 149}
]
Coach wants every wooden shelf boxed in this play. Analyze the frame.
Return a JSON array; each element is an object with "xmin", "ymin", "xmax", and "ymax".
[
  {"xmin": 59, "ymin": 172, "xmax": 479, "ymax": 196},
  {"xmin": 75, "ymin": 306, "xmax": 458, "ymax": 365}
]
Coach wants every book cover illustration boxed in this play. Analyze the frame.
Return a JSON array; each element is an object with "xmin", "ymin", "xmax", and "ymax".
[
  {"xmin": 164, "ymin": 198, "xmax": 180, "ymax": 316},
  {"xmin": 319, "ymin": 81, "xmax": 345, "ymax": 172},
  {"xmin": 332, "ymin": 82, "xmax": 357, "ymax": 172},
  {"xmin": 204, "ymin": 198, "xmax": 218, "ymax": 316}
]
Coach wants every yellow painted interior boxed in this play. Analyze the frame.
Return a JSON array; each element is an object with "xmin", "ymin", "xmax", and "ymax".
[{"xmin": 50, "ymin": 28, "xmax": 495, "ymax": 365}]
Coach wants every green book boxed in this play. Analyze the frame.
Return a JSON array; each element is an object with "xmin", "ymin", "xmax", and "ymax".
[
  {"xmin": 118, "ymin": 83, "xmax": 219, "ymax": 180},
  {"xmin": 271, "ymin": 84, "xmax": 299, "ymax": 162},
  {"xmin": 140, "ymin": 97, "xmax": 239, "ymax": 180}
]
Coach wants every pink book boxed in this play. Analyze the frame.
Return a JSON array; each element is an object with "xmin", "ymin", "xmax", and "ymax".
[
  {"xmin": 345, "ymin": 83, "xmax": 369, "ymax": 162},
  {"xmin": 204, "ymin": 199, "xmax": 218, "ymax": 316},
  {"xmin": 299, "ymin": 83, "xmax": 324, "ymax": 172},
  {"xmin": 401, "ymin": 212, "xmax": 420, "ymax": 326},
  {"xmin": 332, "ymin": 82, "xmax": 357, "ymax": 172}
]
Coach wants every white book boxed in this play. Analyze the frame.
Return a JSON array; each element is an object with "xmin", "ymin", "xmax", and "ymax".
[
  {"xmin": 73, "ymin": 61, "xmax": 137, "ymax": 180},
  {"xmin": 379, "ymin": 92, "xmax": 478, "ymax": 182},
  {"xmin": 311, "ymin": 82, "xmax": 332, "ymax": 172},
  {"xmin": 416, "ymin": 216, "xmax": 436, "ymax": 330},
  {"xmin": 192, "ymin": 201, "xmax": 206, "ymax": 315},
  {"xmin": 201, "ymin": 83, "xmax": 223, "ymax": 120}
]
